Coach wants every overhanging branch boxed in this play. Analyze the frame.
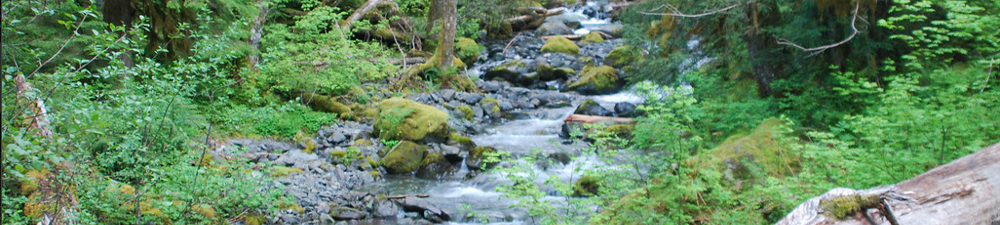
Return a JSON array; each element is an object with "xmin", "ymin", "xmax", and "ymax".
[
  {"xmin": 640, "ymin": 2, "xmax": 745, "ymax": 18},
  {"xmin": 776, "ymin": 1, "xmax": 861, "ymax": 56}
]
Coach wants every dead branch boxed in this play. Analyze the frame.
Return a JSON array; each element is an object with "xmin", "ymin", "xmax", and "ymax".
[
  {"xmin": 776, "ymin": 1, "xmax": 861, "ymax": 56},
  {"xmin": 983, "ymin": 58, "xmax": 994, "ymax": 93},
  {"xmin": 13, "ymin": 74, "xmax": 53, "ymax": 138},
  {"xmin": 640, "ymin": 2, "xmax": 744, "ymax": 18},
  {"xmin": 342, "ymin": 0, "xmax": 383, "ymax": 31}
]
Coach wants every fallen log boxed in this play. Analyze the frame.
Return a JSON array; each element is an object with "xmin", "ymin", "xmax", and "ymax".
[
  {"xmin": 563, "ymin": 114, "xmax": 633, "ymax": 125},
  {"xmin": 342, "ymin": 0, "xmax": 383, "ymax": 31},
  {"xmin": 778, "ymin": 142, "xmax": 1000, "ymax": 225},
  {"xmin": 386, "ymin": 194, "xmax": 430, "ymax": 199}
]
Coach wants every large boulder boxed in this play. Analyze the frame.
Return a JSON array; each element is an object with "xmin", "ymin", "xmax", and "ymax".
[
  {"xmin": 566, "ymin": 65, "xmax": 620, "ymax": 95},
  {"xmin": 574, "ymin": 99, "xmax": 613, "ymax": 117},
  {"xmin": 537, "ymin": 64, "xmax": 575, "ymax": 81},
  {"xmin": 536, "ymin": 21, "xmax": 573, "ymax": 36},
  {"xmin": 485, "ymin": 60, "xmax": 538, "ymax": 86},
  {"xmin": 541, "ymin": 36, "xmax": 580, "ymax": 55},
  {"xmin": 604, "ymin": 45, "xmax": 642, "ymax": 68},
  {"xmin": 416, "ymin": 153, "xmax": 457, "ymax": 179},
  {"xmin": 614, "ymin": 102, "xmax": 638, "ymax": 117},
  {"xmin": 374, "ymin": 98, "xmax": 450, "ymax": 142},
  {"xmin": 455, "ymin": 37, "xmax": 483, "ymax": 65},
  {"xmin": 381, "ymin": 141, "xmax": 428, "ymax": 174},
  {"xmin": 580, "ymin": 32, "xmax": 605, "ymax": 45},
  {"xmin": 466, "ymin": 146, "xmax": 498, "ymax": 171}
]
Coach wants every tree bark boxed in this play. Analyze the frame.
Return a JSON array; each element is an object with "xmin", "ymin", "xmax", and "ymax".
[
  {"xmin": 430, "ymin": 0, "xmax": 457, "ymax": 68},
  {"xmin": 342, "ymin": 0, "xmax": 383, "ymax": 31},
  {"xmin": 742, "ymin": 2, "xmax": 782, "ymax": 97}
]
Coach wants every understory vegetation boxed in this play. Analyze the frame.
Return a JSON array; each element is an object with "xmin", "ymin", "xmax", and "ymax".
[{"xmin": 2, "ymin": 0, "xmax": 997, "ymax": 224}]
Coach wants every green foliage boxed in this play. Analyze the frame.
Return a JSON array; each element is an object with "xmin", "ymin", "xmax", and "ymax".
[{"xmin": 250, "ymin": 103, "xmax": 335, "ymax": 139}]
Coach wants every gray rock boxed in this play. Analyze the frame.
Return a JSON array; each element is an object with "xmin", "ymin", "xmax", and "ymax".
[
  {"xmin": 614, "ymin": 102, "xmax": 638, "ymax": 117},
  {"xmin": 536, "ymin": 21, "xmax": 573, "ymax": 36},
  {"xmin": 462, "ymin": 93, "xmax": 483, "ymax": 104},
  {"xmin": 479, "ymin": 81, "xmax": 504, "ymax": 93},
  {"xmin": 498, "ymin": 99, "xmax": 514, "ymax": 111},
  {"xmin": 273, "ymin": 150, "xmax": 319, "ymax": 167},
  {"xmin": 440, "ymin": 89, "xmax": 456, "ymax": 101},
  {"xmin": 327, "ymin": 133, "xmax": 347, "ymax": 144},
  {"xmin": 373, "ymin": 200, "xmax": 400, "ymax": 218},
  {"xmin": 331, "ymin": 206, "xmax": 367, "ymax": 220},
  {"xmin": 393, "ymin": 196, "xmax": 451, "ymax": 221}
]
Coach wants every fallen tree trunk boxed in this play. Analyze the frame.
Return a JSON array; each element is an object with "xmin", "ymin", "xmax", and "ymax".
[
  {"xmin": 778, "ymin": 142, "xmax": 1000, "ymax": 225},
  {"xmin": 342, "ymin": 0, "xmax": 383, "ymax": 31}
]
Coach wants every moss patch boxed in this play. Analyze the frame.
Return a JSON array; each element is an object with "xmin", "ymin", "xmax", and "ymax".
[
  {"xmin": 455, "ymin": 37, "xmax": 483, "ymax": 64},
  {"xmin": 374, "ymin": 97, "xmax": 450, "ymax": 142},
  {"xmin": 580, "ymin": 32, "xmax": 605, "ymax": 45},
  {"xmin": 573, "ymin": 175, "xmax": 602, "ymax": 196},
  {"xmin": 449, "ymin": 133, "xmax": 474, "ymax": 146},
  {"xmin": 193, "ymin": 204, "xmax": 218, "ymax": 219},
  {"xmin": 537, "ymin": 64, "xmax": 575, "ymax": 81},
  {"xmin": 380, "ymin": 141, "xmax": 428, "ymax": 174},
  {"xmin": 820, "ymin": 194, "xmax": 881, "ymax": 218},
  {"xmin": 695, "ymin": 118, "xmax": 797, "ymax": 177},
  {"xmin": 604, "ymin": 45, "xmax": 641, "ymax": 68},
  {"xmin": 541, "ymin": 36, "xmax": 580, "ymax": 55},
  {"xmin": 604, "ymin": 124, "xmax": 635, "ymax": 139},
  {"xmin": 456, "ymin": 106, "xmax": 474, "ymax": 121},
  {"xmin": 567, "ymin": 65, "xmax": 620, "ymax": 94},
  {"xmin": 272, "ymin": 166, "xmax": 303, "ymax": 177},
  {"xmin": 302, "ymin": 92, "xmax": 352, "ymax": 118}
]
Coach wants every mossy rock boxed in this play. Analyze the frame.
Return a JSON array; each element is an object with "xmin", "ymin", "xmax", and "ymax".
[
  {"xmin": 541, "ymin": 36, "xmax": 580, "ymax": 55},
  {"xmin": 488, "ymin": 21, "xmax": 514, "ymax": 39},
  {"xmin": 373, "ymin": 97, "xmax": 450, "ymax": 142},
  {"xmin": 573, "ymin": 175, "xmax": 602, "ymax": 197},
  {"xmin": 485, "ymin": 60, "xmax": 531, "ymax": 84},
  {"xmin": 537, "ymin": 64, "xmax": 575, "ymax": 81},
  {"xmin": 272, "ymin": 166, "xmax": 303, "ymax": 177},
  {"xmin": 820, "ymin": 194, "xmax": 881, "ymax": 218},
  {"xmin": 193, "ymin": 204, "xmax": 218, "ymax": 219},
  {"xmin": 456, "ymin": 106, "xmax": 474, "ymax": 121},
  {"xmin": 574, "ymin": 99, "xmax": 612, "ymax": 116},
  {"xmin": 244, "ymin": 213, "xmax": 267, "ymax": 225},
  {"xmin": 349, "ymin": 103, "xmax": 378, "ymax": 122},
  {"xmin": 455, "ymin": 37, "xmax": 483, "ymax": 64},
  {"xmin": 466, "ymin": 146, "xmax": 498, "ymax": 171},
  {"xmin": 580, "ymin": 32, "xmax": 605, "ymax": 45},
  {"xmin": 303, "ymin": 92, "xmax": 352, "ymax": 118},
  {"xmin": 416, "ymin": 153, "xmax": 457, "ymax": 179},
  {"xmin": 604, "ymin": 45, "xmax": 641, "ymax": 68},
  {"xmin": 448, "ymin": 133, "xmax": 474, "ymax": 146},
  {"xmin": 566, "ymin": 65, "xmax": 620, "ymax": 95},
  {"xmin": 603, "ymin": 124, "xmax": 635, "ymax": 139},
  {"xmin": 19, "ymin": 169, "xmax": 49, "ymax": 194},
  {"xmin": 695, "ymin": 118, "xmax": 797, "ymax": 178},
  {"xmin": 330, "ymin": 150, "xmax": 348, "ymax": 158},
  {"xmin": 380, "ymin": 141, "xmax": 428, "ymax": 174},
  {"xmin": 354, "ymin": 138, "xmax": 374, "ymax": 147}
]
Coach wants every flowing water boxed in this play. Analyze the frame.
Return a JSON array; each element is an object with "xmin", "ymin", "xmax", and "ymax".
[{"xmin": 375, "ymin": 2, "xmax": 633, "ymax": 224}]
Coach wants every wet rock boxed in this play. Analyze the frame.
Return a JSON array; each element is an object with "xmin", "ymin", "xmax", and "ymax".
[
  {"xmin": 566, "ymin": 65, "xmax": 620, "ymax": 95},
  {"xmin": 536, "ymin": 21, "xmax": 573, "ymax": 36},
  {"xmin": 574, "ymin": 99, "xmax": 613, "ymax": 117},
  {"xmin": 479, "ymin": 81, "xmax": 504, "ymax": 93},
  {"xmin": 393, "ymin": 196, "xmax": 451, "ymax": 221},
  {"xmin": 560, "ymin": 122, "xmax": 585, "ymax": 139},
  {"xmin": 461, "ymin": 93, "xmax": 483, "ymax": 105},
  {"xmin": 327, "ymin": 133, "xmax": 347, "ymax": 145},
  {"xmin": 439, "ymin": 89, "xmax": 456, "ymax": 101},
  {"xmin": 548, "ymin": 152, "xmax": 572, "ymax": 165},
  {"xmin": 381, "ymin": 141, "xmax": 428, "ymax": 174},
  {"xmin": 614, "ymin": 102, "xmax": 637, "ymax": 117},
  {"xmin": 231, "ymin": 139, "xmax": 298, "ymax": 153},
  {"xmin": 416, "ymin": 153, "xmax": 458, "ymax": 179},
  {"xmin": 466, "ymin": 146, "xmax": 498, "ymax": 171},
  {"xmin": 541, "ymin": 36, "xmax": 580, "ymax": 55},
  {"xmin": 373, "ymin": 200, "xmax": 400, "ymax": 218},
  {"xmin": 330, "ymin": 206, "xmax": 367, "ymax": 220},
  {"xmin": 273, "ymin": 150, "xmax": 319, "ymax": 167}
]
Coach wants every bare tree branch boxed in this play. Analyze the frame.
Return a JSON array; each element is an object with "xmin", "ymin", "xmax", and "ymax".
[
  {"xmin": 776, "ymin": 1, "xmax": 861, "ymax": 56},
  {"xmin": 640, "ymin": 2, "xmax": 744, "ymax": 18},
  {"xmin": 342, "ymin": 0, "xmax": 383, "ymax": 31}
]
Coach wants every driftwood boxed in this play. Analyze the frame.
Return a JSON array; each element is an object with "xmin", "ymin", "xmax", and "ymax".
[
  {"xmin": 386, "ymin": 194, "xmax": 429, "ymax": 199},
  {"xmin": 564, "ymin": 114, "xmax": 633, "ymax": 125},
  {"xmin": 778, "ymin": 142, "xmax": 1000, "ymax": 225}
]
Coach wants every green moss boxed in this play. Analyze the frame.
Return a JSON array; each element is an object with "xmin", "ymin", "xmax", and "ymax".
[
  {"xmin": 537, "ymin": 64, "xmax": 576, "ymax": 81},
  {"xmin": 457, "ymin": 106, "xmax": 474, "ymax": 121},
  {"xmin": 301, "ymin": 138, "xmax": 317, "ymax": 154},
  {"xmin": 369, "ymin": 171, "xmax": 382, "ymax": 178},
  {"xmin": 605, "ymin": 45, "xmax": 641, "ymax": 68},
  {"xmin": 449, "ymin": 133, "xmax": 474, "ymax": 145},
  {"xmin": 541, "ymin": 36, "xmax": 580, "ymax": 55},
  {"xmin": 574, "ymin": 99, "xmax": 601, "ymax": 114},
  {"xmin": 374, "ymin": 97, "xmax": 450, "ymax": 142},
  {"xmin": 695, "ymin": 118, "xmax": 797, "ymax": 177},
  {"xmin": 580, "ymin": 32, "xmax": 605, "ymax": 45},
  {"xmin": 20, "ymin": 170, "xmax": 49, "ymax": 194},
  {"xmin": 380, "ymin": 141, "xmax": 428, "ymax": 174},
  {"xmin": 604, "ymin": 124, "xmax": 635, "ymax": 139},
  {"xmin": 198, "ymin": 153, "xmax": 214, "ymax": 167},
  {"xmin": 245, "ymin": 213, "xmax": 266, "ymax": 225},
  {"xmin": 421, "ymin": 153, "xmax": 446, "ymax": 166},
  {"xmin": 192, "ymin": 204, "xmax": 217, "ymax": 219},
  {"xmin": 820, "ymin": 194, "xmax": 881, "ymax": 218},
  {"xmin": 354, "ymin": 138, "xmax": 374, "ymax": 147},
  {"xmin": 573, "ymin": 175, "xmax": 602, "ymax": 197},
  {"xmin": 350, "ymin": 103, "xmax": 377, "ymax": 121},
  {"xmin": 455, "ymin": 37, "xmax": 483, "ymax": 64},
  {"xmin": 567, "ymin": 65, "xmax": 620, "ymax": 94},
  {"xmin": 272, "ymin": 166, "xmax": 303, "ymax": 177},
  {"xmin": 329, "ymin": 150, "xmax": 348, "ymax": 158},
  {"xmin": 302, "ymin": 92, "xmax": 352, "ymax": 118}
]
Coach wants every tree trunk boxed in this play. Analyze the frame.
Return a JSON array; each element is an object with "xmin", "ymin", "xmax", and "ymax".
[
  {"xmin": 430, "ymin": 0, "xmax": 457, "ymax": 68},
  {"xmin": 742, "ymin": 2, "xmax": 782, "ymax": 97},
  {"xmin": 778, "ymin": 142, "xmax": 1000, "ymax": 224},
  {"xmin": 342, "ymin": 0, "xmax": 383, "ymax": 31},
  {"xmin": 248, "ymin": 2, "xmax": 269, "ymax": 69}
]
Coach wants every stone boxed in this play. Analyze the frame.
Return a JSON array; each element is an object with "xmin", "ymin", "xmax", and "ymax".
[
  {"xmin": 380, "ymin": 141, "xmax": 428, "ymax": 174},
  {"xmin": 536, "ymin": 21, "xmax": 573, "ymax": 36},
  {"xmin": 440, "ymin": 89, "xmax": 456, "ymax": 101},
  {"xmin": 462, "ymin": 93, "xmax": 484, "ymax": 105},
  {"xmin": 566, "ymin": 65, "xmax": 620, "ymax": 95},
  {"xmin": 416, "ymin": 153, "xmax": 458, "ymax": 179},
  {"xmin": 574, "ymin": 99, "xmax": 613, "ymax": 117},
  {"xmin": 614, "ymin": 102, "xmax": 637, "ymax": 117},
  {"xmin": 373, "ymin": 200, "xmax": 399, "ymax": 218},
  {"xmin": 393, "ymin": 196, "xmax": 451, "ymax": 221},
  {"xmin": 327, "ymin": 133, "xmax": 347, "ymax": 144},
  {"xmin": 541, "ymin": 36, "xmax": 580, "ymax": 55},
  {"xmin": 273, "ymin": 150, "xmax": 319, "ymax": 167},
  {"xmin": 330, "ymin": 206, "xmax": 367, "ymax": 220},
  {"xmin": 373, "ymin": 98, "xmax": 450, "ymax": 142},
  {"xmin": 466, "ymin": 146, "xmax": 498, "ymax": 171}
]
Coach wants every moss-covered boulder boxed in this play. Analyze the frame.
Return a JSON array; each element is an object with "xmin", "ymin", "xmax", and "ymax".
[
  {"xmin": 604, "ymin": 45, "xmax": 641, "ymax": 68},
  {"xmin": 537, "ymin": 64, "xmax": 576, "ymax": 81},
  {"xmin": 302, "ymin": 92, "xmax": 352, "ymax": 119},
  {"xmin": 416, "ymin": 153, "xmax": 458, "ymax": 179},
  {"xmin": 380, "ymin": 141, "xmax": 428, "ymax": 174},
  {"xmin": 566, "ymin": 65, "xmax": 620, "ymax": 95},
  {"xmin": 574, "ymin": 99, "xmax": 613, "ymax": 116},
  {"xmin": 695, "ymin": 118, "xmax": 796, "ymax": 178},
  {"xmin": 580, "ymin": 32, "xmax": 605, "ymax": 45},
  {"xmin": 541, "ymin": 36, "xmax": 580, "ymax": 55},
  {"xmin": 374, "ymin": 98, "xmax": 450, "ymax": 142},
  {"xmin": 455, "ymin": 37, "xmax": 483, "ymax": 65},
  {"xmin": 573, "ymin": 175, "xmax": 602, "ymax": 197},
  {"xmin": 485, "ymin": 60, "xmax": 538, "ymax": 86},
  {"xmin": 466, "ymin": 146, "xmax": 498, "ymax": 171}
]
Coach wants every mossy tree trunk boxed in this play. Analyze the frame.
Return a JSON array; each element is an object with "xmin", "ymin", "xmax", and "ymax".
[
  {"xmin": 742, "ymin": 2, "xmax": 783, "ymax": 97},
  {"xmin": 429, "ymin": 0, "xmax": 457, "ymax": 69}
]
